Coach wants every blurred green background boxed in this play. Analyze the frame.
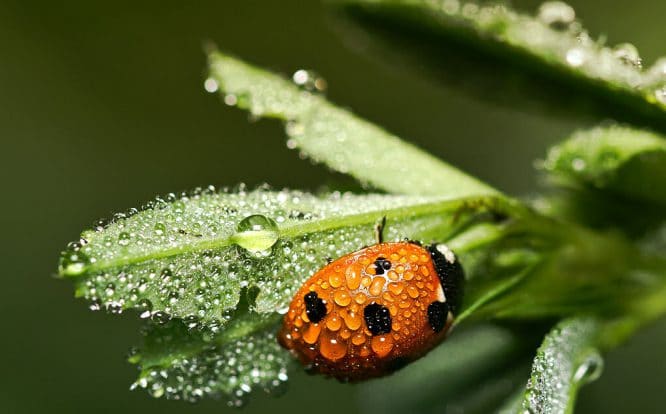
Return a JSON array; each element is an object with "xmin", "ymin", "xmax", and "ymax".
[{"xmin": 2, "ymin": 0, "xmax": 665, "ymax": 412}]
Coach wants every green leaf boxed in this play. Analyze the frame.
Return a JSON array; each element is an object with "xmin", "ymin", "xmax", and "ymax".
[
  {"xmin": 59, "ymin": 187, "xmax": 519, "ymax": 327},
  {"xmin": 543, "ymin": 125, "xmax": 666, "ymax": 206},
  {"xmin": 207, "ymin": 50, "xmax": 496, "ymax": 197},
  {"xmin": 338, "ymin": 0, "xmax": 666, "ymax": 130},
  {"xmin": 522, "ymin": 317, "xmax": 603, "ymax": 414},
  {"xmin": 129, "ymin": 311, "xmax": 288, "ymax": 405}
]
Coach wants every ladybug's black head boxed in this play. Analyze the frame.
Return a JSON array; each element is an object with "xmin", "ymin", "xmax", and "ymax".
[{"xmin": 426, "ymin": 244, "xmax": 464, "ymax": 315}]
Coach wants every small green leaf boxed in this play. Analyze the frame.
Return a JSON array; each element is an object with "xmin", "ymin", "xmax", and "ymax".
[
  {"xmin": 339, "ymin": 0, "xmax": 666, "ymax": 130},
  {"xmin": 129, "ymin": 312, "xmax": 288, "ymax": 405},
  {"xmin": 207, "ymin": 50, "xmax": 496, "ymax": 197},
  {"xmin": 543, "ymin": 125, "xmax": 666, "ymax": 206},
  {"xmin": 59, "ymin": 187, "xmax": 515, "ymax": 327},
  {"xmin": 522, "ymin": 317, "xmax": 603, "ymax": 414}
]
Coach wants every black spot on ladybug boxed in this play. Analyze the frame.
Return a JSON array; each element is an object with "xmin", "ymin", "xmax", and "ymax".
[
  {"xmin": 304, "ymin": 292, "xmax": 327, "ymax": 323},
  {"xmin": 364, "ymin": 303, "xmax": 392, "ymax": 335},
  {"xmin": 373, "ymin": 257, "xmax": 392, "ymax": 274},
  {"xmin": 427, "ymin": 244, "xmax": 464, "ymax": 314},
  {"xmin": 427, "ymin": 301, "xmax": 449, "ymax": 332}
]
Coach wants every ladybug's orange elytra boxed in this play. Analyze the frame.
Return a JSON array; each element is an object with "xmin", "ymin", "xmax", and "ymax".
[{"xmin": 278, "ymin": 233, "xmax": 464, "ymax": 381}]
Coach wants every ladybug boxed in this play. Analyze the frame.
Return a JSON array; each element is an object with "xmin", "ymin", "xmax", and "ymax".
[{"xmin": 278, "ymin": 218, "xmax": 464, "ymax": 381}]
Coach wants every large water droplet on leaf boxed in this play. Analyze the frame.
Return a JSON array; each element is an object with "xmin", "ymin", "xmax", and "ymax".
[
  {"xmin": 573, "ymin": 351, "xmax": 604, "ymax": 384},
  {"xmin": 232, "ymin": 215, "xmax": 280, "ymax": 252},
  {"xmin": 59, "ymin": 242, "xmax": 91, "ymax": 276}
]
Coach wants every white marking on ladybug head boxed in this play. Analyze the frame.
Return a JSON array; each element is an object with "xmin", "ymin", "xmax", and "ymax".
[{"xmin": 435, "ymin": 244, "xmax": 456, "ymax": 264}]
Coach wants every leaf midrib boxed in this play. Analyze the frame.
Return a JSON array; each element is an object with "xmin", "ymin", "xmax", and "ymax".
[{"xmin": 64, "ymin": 195, "xmax": 515, "ymax": 277}]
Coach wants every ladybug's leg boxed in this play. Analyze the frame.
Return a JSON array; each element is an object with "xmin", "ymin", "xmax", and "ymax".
[{"xmin": 374, "ymin": 215, "xmax": 387, "ymax": 244}]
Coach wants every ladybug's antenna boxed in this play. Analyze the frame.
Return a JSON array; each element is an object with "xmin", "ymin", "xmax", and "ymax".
[{"xmin": 374, "ymin": 216, "xmax": 387, "ymax": 244}]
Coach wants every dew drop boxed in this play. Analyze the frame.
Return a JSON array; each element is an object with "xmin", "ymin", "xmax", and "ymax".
[
  {"xmin": 571, "ymin": 157, "xmax": 586, "ymax": 171},
  {"xmin": 573, "ymin": 352, "xmax": 604, "ymax": 384},
  {"xmin": 341, "ymin": 309, "xmax": 362, "ymax": 331},
  {"xmin": 302, "ymin": 323, "xmax": 322, "ymax": 344},
  {"xmin": 224, "ymin": 94, "xmax": 238, "ymax": 106},
  {"xmin": 151, "ymin": 311, "xmax": 171, "ymax": 325},
  {"xmin": 326, "ymin": 315, "xmax": 342, "ymax": 331},
  {"xmin": 138, "ymin": 299, "xmax": 153, "ymax": 319},
  {"xmin": 89, "ymin": 299, "xmax": 102, "ymax": 311},
  {"xmin": 319, "ymin": 331, "xmax": 347, "ymax": 361},
  {"xmin": 184, "ymin": 315, "xmax": 200, "ymax": 329},
  {"xmin": 154, "ymin": 222, "xmax": 166, "ymax": 235},
  {"xmin": 151, "ymin": 385, "xmax": 165, "ymax": 398},
  {"xmin": 613, "ymin": 43, "xmax": 642, "ymax": 68},
  {"xmin": 370, "ymin": 334, "xmax": 394, "ymax": 358},
  {"xmin": 59, "ymin": 249, "xmax": 91, "ymax": 276},
  {"xmin": 203, "ymin": 77, "xmax": 219, "ymax": 93},
  {"xmin": 232, "ymin": 215, "xmax": 279, "ymax": 252},
  {"xmin": 333, "ymin": 290, "xmax": 352, "ymax": 306},
  {"xmin": 286, "ymin": 121, "xmax": 305, "ymax": 138},
  {"xmin": 538, "ymin": 1, "xmax": 576, "ymax": 30},
  {"xmin": 285, "ymin": 138, "xmax": 298, "ymax": 150},
  {"xmin": 566, "ymin": 48, "xmax": 586, "ymax": 67},
  {"xmin": 118, "ymin": 232, "xmax": 131, "ymax": 246}
]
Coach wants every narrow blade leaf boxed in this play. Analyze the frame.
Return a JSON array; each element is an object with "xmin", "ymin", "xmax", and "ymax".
[
  {"xmin": 523, "ymin": 317, "xmax": 603, "ymax": 414},
  {"xmin": 59, "ymin": 187, "xmax": 513, "ymax": 327},
  {"xmin": 339, "ymin": 0, "xmax": 666, "ymax": 130},
  {"xmin": 207, "ymin": 50, "xmax": 496, "ymax": 197}
]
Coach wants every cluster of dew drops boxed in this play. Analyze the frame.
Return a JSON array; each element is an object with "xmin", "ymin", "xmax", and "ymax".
[
  {"xmin": 59, "ymin": 185, "xmax": 284, "ymax": 328},
  {"xmin": 204, "ymin": 66, "xmax": 327, "ymax": 107},
  {"xmin": 424, "ymin": 0, "xmax": 666, "ymax": 104},
  {"xmin": 524, "ymin": 320, "xmax": 603, "ymax": 413},
  {"xmin": 202, "ymin": 1, "xmax": 666, "ymax": 124},
  {"xmin": 60, "ymin": 185, "xmax": 371, "ymax": 325},
  {"xmin": 131, "ymin": 331, "xmax": 291, "ymax": 407}
]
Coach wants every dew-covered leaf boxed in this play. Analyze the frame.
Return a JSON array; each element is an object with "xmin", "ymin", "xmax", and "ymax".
[
  {"xmin": 129, "ymin": 311, "xmax": 288, "ymax": 406},
  {"xmin": 339, "ymin": 0, "xmax": 666, "ymax": 130},
  {"xmin": 59, "ymin": 187, "xmax": 519, "ymax": 328},
  {"xmin": 207, "ymin": 50, "xmax": 496, "ymax": 197},
  {"xmin": 522, "ymin": 317, "xmax": 603, "ymax": 414},
  {"xmin": 543, "ymin": 125, "xmax": 666, "ymax": 206}
]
